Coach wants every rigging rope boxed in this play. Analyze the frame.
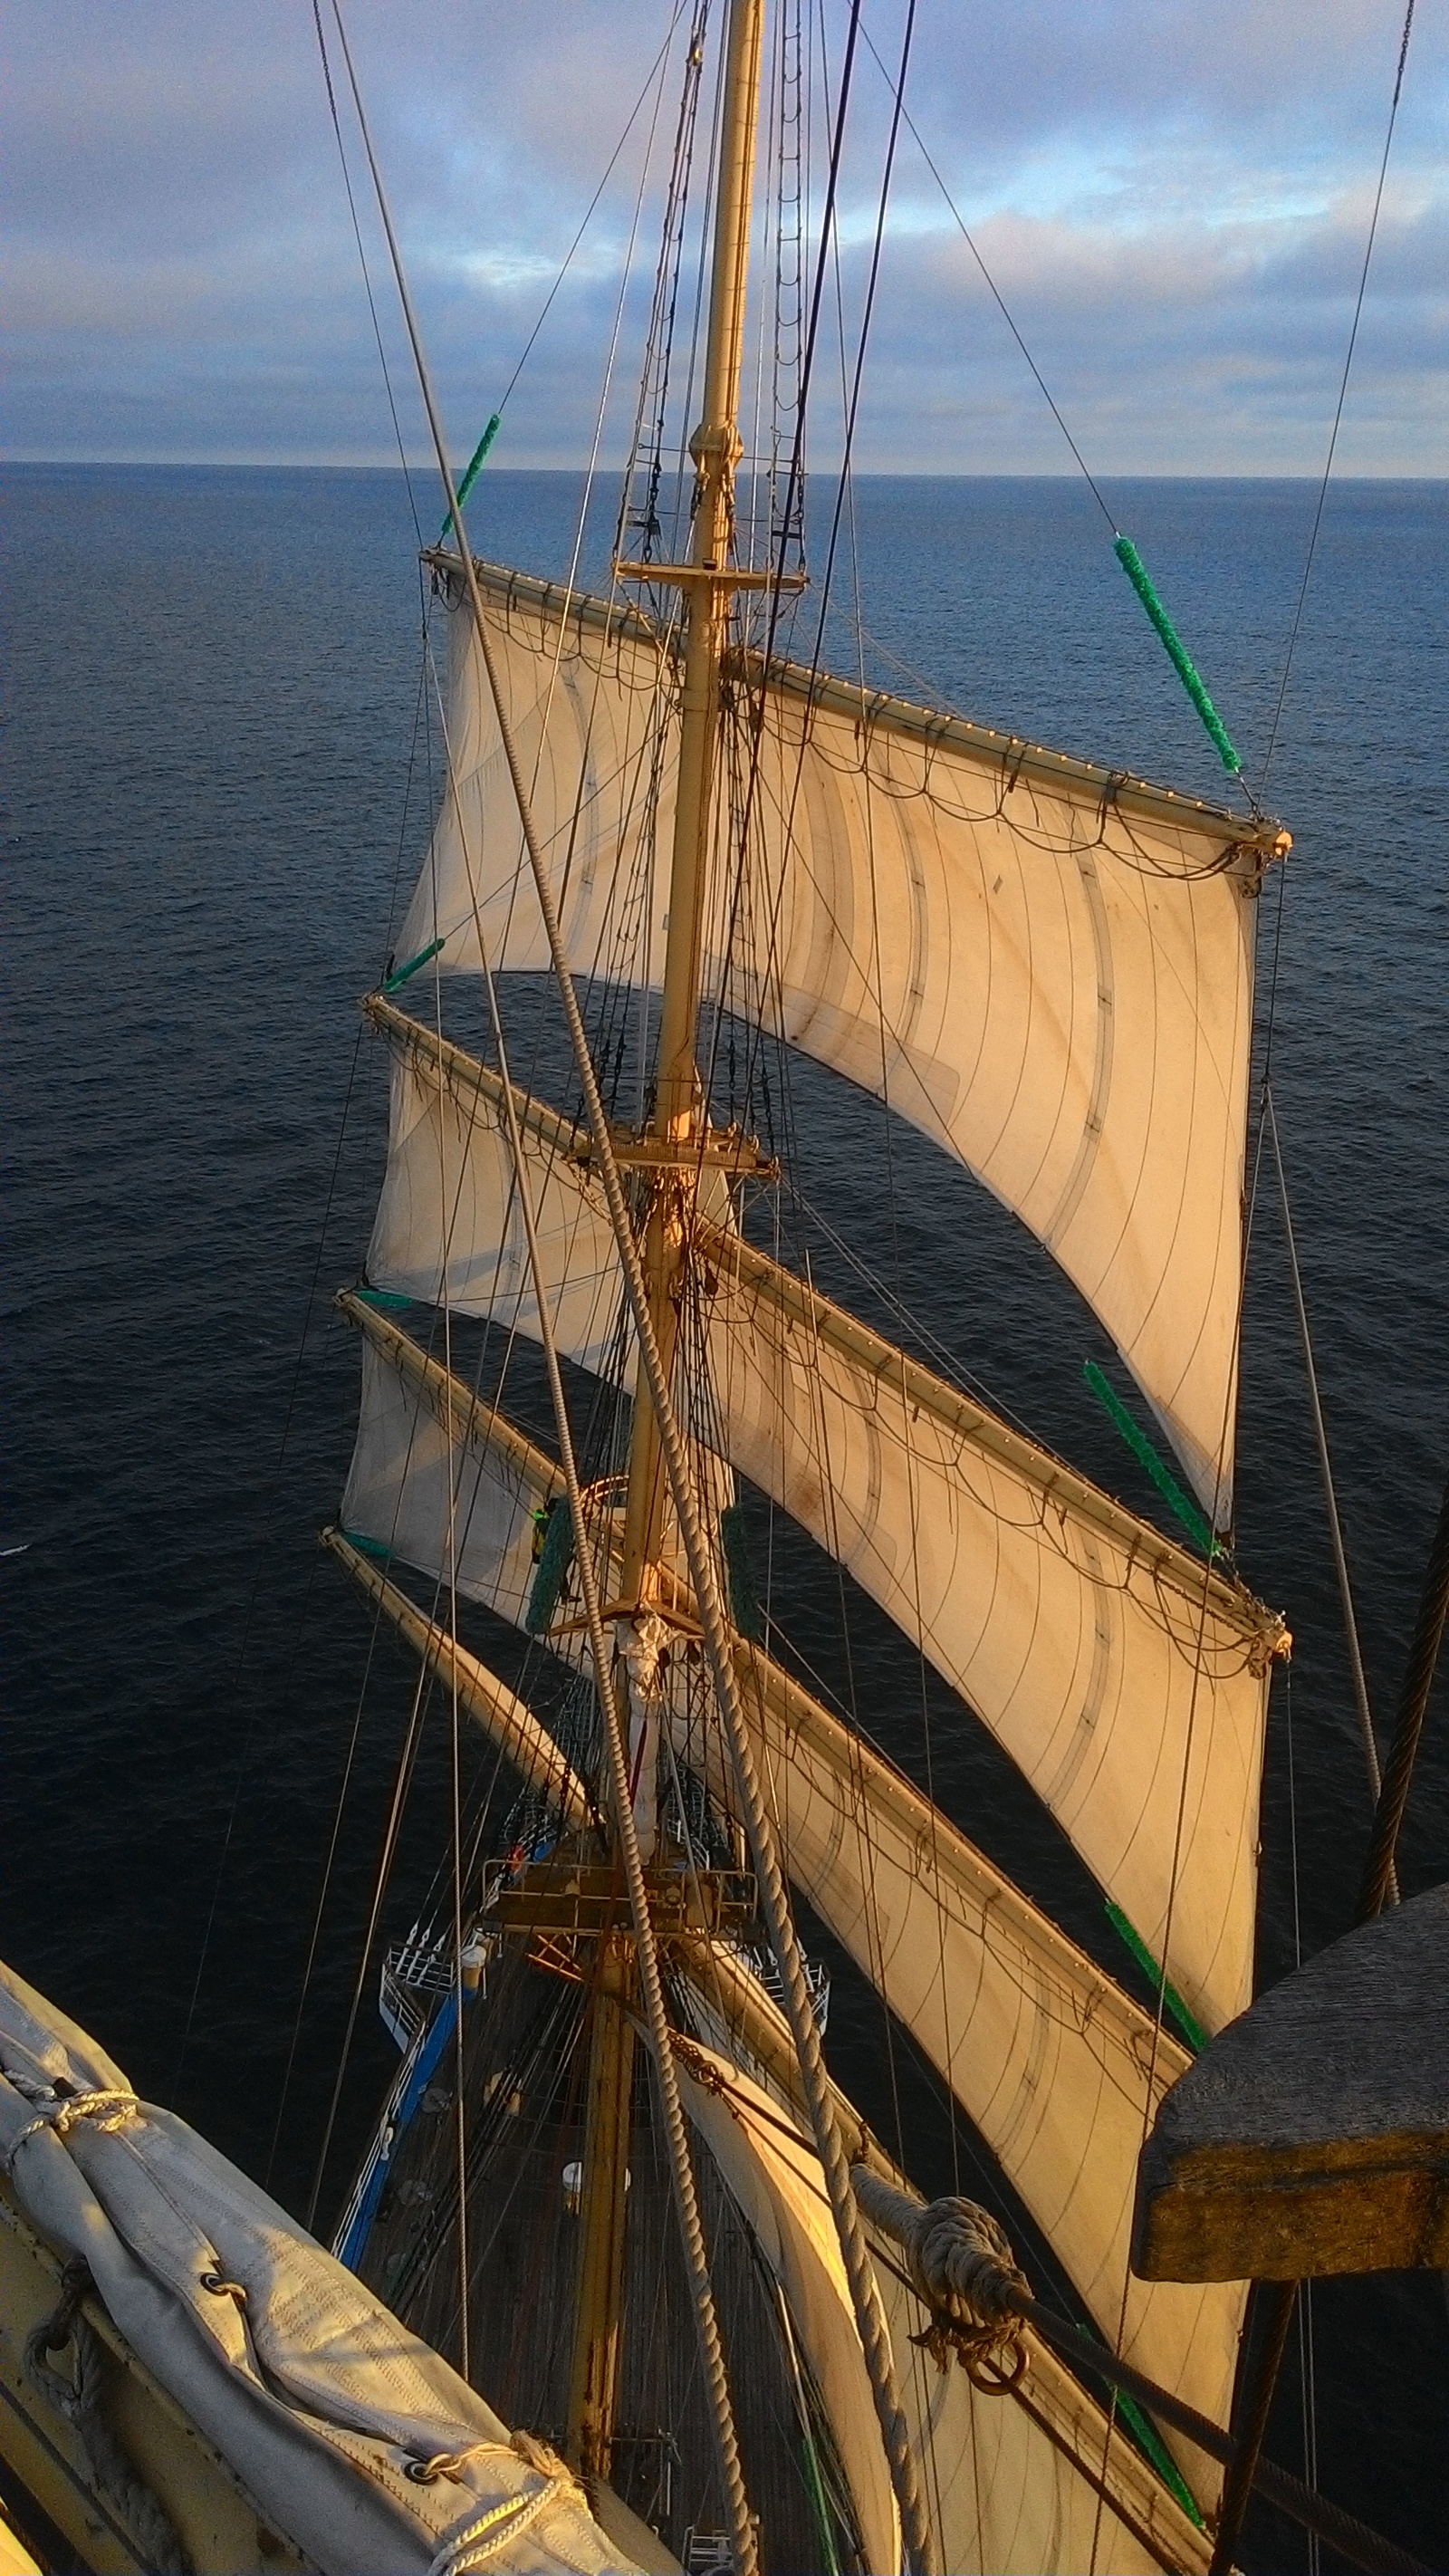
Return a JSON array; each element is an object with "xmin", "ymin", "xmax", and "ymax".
[
  {"xmin": 1267, "ymin": 1089, "xmax": 1395, "ymax": 1865},
  {"xmin": 1261, "ymin": 0, "xmax": 1418, "ymax": 783},
  {"xmin": 324, "ymin": 13, "xmax": 759, "ymax": 2567},
  {"xmin": 329, "ymin": 9, "xmax": 932, "ymax": 2558}
]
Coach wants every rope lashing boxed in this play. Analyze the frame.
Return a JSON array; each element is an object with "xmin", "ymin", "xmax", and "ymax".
[
  {"xmin": 436, "ymin": 413, "xmax": 501, "ymax": 545},
  {"xmin": 25, "ymin": 2258, "xmax": 191, "ymax": 2575},
  {"xmin": 5, "ymin": 2086, "xmax": 140, "ymax": 2173},
  {"xmin": 422, "ymin": 2432, "xmax": 583, "ymax": 2574},
  {"xmin": 1113, "ymin": 535, "xmax": 1243, "ymax": 774},
  {"xmin": 523, "ymin": 1497, "xmax": 573, "ymax": 1635},
  {"xmin": 851, "ymin": 2167, "xmax": 1031, "ymax": 2391}
]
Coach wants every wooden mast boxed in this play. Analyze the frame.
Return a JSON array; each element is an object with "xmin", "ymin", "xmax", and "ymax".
[
  {"xmin": 618, "ymin": 0, "xmax": 767, "ymax": 1600},
  {"xmin": 564, "ymin": 0, "xmax": 769, "ymax": 2475}
]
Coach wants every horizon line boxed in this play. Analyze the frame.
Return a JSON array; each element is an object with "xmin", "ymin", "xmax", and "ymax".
[{"xmin": 5, "ymin": 455, "xmax": 1446, "ymax": 483}]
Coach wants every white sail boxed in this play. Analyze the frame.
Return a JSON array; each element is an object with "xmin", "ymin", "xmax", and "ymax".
[
  {"xmin": 672, "ymin": 2012, "xmax": 1211, "ymax": 2576},
  {"xmin": 370, "ymin": 1046, "xmax": 627, "ymax": 1374},
  {"xmin": 876, "ymin": 2246, "xmax": 1212, "ymax": 2576},
  {"xmin": 359, "ymin": 1024, "xmax": 1284, "ymax": 2038},
  {"xmin": 337, "ymin": 1305, "xmax": 1242, "ymax": 2461},
  {"xmin": 341, "ymin": 1331, "xmax": 547, "ymax": 1637},
  {"xmin": 676, "ymin": 2043, "xmax": 900, "ymax": 2576},
  {"xmin": 398, "ymin": 562, "xmax": 1287, "ymax": 1521},
  {"xmin": 698, "ymin": 1648, "xmax": 1240, "ymax": 2458}
]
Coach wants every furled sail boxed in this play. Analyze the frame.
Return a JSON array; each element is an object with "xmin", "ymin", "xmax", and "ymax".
[
  {"xmin": 336, "ymin": 1302, "xmax": 1243, "ymax": 2456},
  {"xmin": 358, "ymin": 1019, "xmax": 1285, "ymax": 2039},
  {"xmin": 398, "ymin": 561, "xmax": 1287, "ymax": 1522}
]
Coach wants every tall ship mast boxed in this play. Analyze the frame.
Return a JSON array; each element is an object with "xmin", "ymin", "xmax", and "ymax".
[{"xmin": 321, "ymin": 4, "xmax": 1293, "ymax": 2567}]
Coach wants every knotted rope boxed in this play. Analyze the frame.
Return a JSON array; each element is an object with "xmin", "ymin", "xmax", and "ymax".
[
  {"xmin": 25, "ymin": 2258, "xmax": 191, "ymax": 2574},
  {"xmin": 422, "ymin": 2431, "xmax": 586, "ymax": 2575},
  {"xmin": 852, "ymin": 2167, "xmax": 1032, "ymax": 2390},
  {"xmin": 5, "ymin": 2085, "xmax": 140, "ymax": 2172}
]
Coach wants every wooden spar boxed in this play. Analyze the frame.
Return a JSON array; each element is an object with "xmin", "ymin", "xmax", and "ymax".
[{"xmin": 321, "ymin": 1528, "xmax": 597, "ymax": 1832}]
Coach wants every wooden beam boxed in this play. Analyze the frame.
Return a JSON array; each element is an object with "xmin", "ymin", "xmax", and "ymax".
[{"xmin": 1133, "ymin": 1885, "xmax": 1449, "ymax": 2282}]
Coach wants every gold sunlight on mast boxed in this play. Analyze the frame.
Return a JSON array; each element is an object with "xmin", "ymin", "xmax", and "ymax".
[{"xmin": 618, "ymin": 0, "xmax": 767, "ymax": 1610}]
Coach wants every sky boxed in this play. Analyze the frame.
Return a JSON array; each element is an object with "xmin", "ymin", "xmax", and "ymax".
[{"xmin": 3, "ymin": 0, "xmax": 1445, "ymax": 475}]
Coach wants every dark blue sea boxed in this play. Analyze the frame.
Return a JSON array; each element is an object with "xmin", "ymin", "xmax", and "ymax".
[{"xmin": 4, "ymin": 465, "xmax": 1446, "ymax": 2567}]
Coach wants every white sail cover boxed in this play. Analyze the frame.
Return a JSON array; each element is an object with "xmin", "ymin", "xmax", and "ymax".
[
  {"xmin": 358, "ymin": 1030, "xmax": 1284, "ymax": 2043},
  {"xmin": 338, "ymin": 1305, "xmax": 1243, "ymax": 2463},
  {"xmin": 0, "ymin": 1960, "xmax": 641, "ymax": 2576},
  {"xmin": 398, "ymin": 562, "xmax": 1286, "ymax": 1522}
]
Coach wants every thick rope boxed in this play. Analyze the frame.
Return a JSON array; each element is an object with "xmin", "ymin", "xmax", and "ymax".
[
  {"xmin": 423, "ymin": 2433, "xmax": 587, "ymax": 2575},
  {"xmin": 5, "ymin": 2088, "xmax": 141, "ymax": 2172},
  {"xmin": 857, "ymin": 2174, "xmax": 1432, "ymax": 2576},
  {"xmin": 324, "ymin": 17, "xmax": 757, "ymax": 2567},
  {"xmin": 331, "ymin": 12, "xmax": 933, "ymax": 2558},
  {"xmin": 25, "ymin": 2259, "xmax": 191, "ymax": 2575}
]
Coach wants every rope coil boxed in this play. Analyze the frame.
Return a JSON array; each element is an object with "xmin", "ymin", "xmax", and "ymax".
[{"xmin": 24, "ymin": 2259, "xmax": 191, "ymax": 2575}]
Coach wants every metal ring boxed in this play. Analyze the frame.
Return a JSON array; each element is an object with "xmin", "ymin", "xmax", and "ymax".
[{"xmin": 199, "ymin": 2271, "xmax": 248, "ymax": 2304}]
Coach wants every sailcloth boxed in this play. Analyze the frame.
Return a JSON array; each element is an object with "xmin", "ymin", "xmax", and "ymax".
[
  {"xmin": 673, "ymin": 2015, "xmax": 1212, "ymax": 2576},
  {"xmin": 337, "ymin": 1301, "xmax": 1243, "ymax": 2457},
  {"xmin": 398, "ymin": 560, "xmax": 1286, "ymax": 1522},
  {"xmin": 676, "ymin": 2043, "xmax": 900, "ymax": 2576},
  {"xmin": 360, "ymin": 1021, "xmax": 1284, "ymax": 2041}
]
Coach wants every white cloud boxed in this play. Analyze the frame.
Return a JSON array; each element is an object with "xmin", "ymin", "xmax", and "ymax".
[{"xmin": 1, "ymin": 0, "xmax": 1444, "ymax": 470}]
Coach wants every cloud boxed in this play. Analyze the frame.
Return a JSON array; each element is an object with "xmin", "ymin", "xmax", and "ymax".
[{"xmin": 2, "ymin": 0, "xmax": 1444, "ymax": 471}]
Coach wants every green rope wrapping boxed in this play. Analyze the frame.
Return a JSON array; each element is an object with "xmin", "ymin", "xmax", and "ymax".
[
  {"xmin": 438, "ymin": 410, "xmax": 501, "ymax": 543},
  {"xmin": 719, "ymin": 1504, "xmax": 763, "ymax": 1642},
  {"xmin": 1104, "ymin": 1898, "xmax": 1207, "ymax": 2055},
  {"xmin": 1112, "ymin": 2386, "xmax": 1207, "ymax": 2530},
  {"xmin": 523, "ymin": 1498, "xmax": 572, "ymax": 1636},
  {"xmin": 382, "ymin": 934, "xmax": 446, "ymax": 994},
  {"xmin": 1114, "ymin": 534, "xmax": 1242, "ymax": 774},
  {"xmin": 1082, "ymin": 1360, "xmax": 1217, "ymax": 1558}
]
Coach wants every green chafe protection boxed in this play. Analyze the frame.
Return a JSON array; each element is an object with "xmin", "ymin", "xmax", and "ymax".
[
  {"xmin": 719, "ymin": 1504, "xmax": 764, "ymax": 1642},
  {"xmin": 341, "ymin": 1530, "xmax": 392, "ymax": 1562},
  {"xmin": 1112, "ymin": 2388, "xmax": 1206, "ymax": 2531},
  {"xmin": 1113, "ymin": 534, "xmax": 1242, "ymax": 774},
  {"xmin": 438, "ymin": 411, "xmax": 501, "ymax": 543},
  {"xmin": 1082, "ymin": 1360, "xmax": 1217, "ymax": 1559},
  {"xmin": 524, "ymin": 1498, "xmax": 573, "ymax": 1637},
  {"xmin": 353, "ymin": 1285, "xmax": 412, "ymax": 1312},
  {"xmin": 1104, "ymin": 1897, "xmax": 1208, "ymax": 2055},
  {"xmin": 382, "ymin": 935, "xmax": 446, "ymax": 995}
]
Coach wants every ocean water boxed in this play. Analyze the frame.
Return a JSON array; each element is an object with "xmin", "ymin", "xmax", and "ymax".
[{"xmin": 4, "ymin": 463, "xmax": 1446, "ymax": 2567}]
